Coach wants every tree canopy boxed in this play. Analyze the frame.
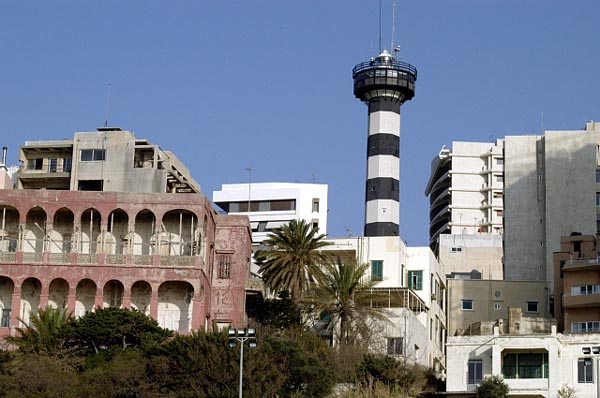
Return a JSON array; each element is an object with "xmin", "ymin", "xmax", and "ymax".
[{"xmin": 255, "ymin": 219, "xmax": 330, "ymax": 302}]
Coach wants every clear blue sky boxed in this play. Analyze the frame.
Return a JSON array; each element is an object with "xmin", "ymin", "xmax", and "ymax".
[{"xmin": 1, "ymin": 1, "xmax": 599, "ymax": 246}]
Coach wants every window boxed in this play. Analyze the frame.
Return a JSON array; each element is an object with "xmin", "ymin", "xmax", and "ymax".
[
  {"xmin": 371, "ymin": 260, "xmax": 383, "ymax": 281},
  {"xmin": 494, "ymin": 303, "xmax": 501, "ymax": 310},
  {"xmin": 572, "ymin": 321, "xmax": 600, "ymax": 333},
  {"xmin": 451, "ymin": 247, "xmax": 462, "ymax": 253},
  {"xmin": 503, "ymin": 353, "xmax": 548, "ymax": 379},
  {"xmin": 27, "ymin": 158, "xmax": 43, "ymax": 170},
  {"xmin": 312, "ymin": 198, "xmax": 319, "ymax": 213},
  {"xmin": 578, "ymin": 358, "xmax": 594, "ymax": 383},
  {"xmin": 63, "ymin": 157, "xmax": 72, "ymax": 172},
  {"xmin": 408, "ymin": 270, "xmax": 422, "ymax": 290},
  {"xmin": 468, "ymin": 360, "xmax": 483, "ymax": 384},
  {"xmin": 0, "ymin": 309, "xmax": 10, "ymax": 327},
  {"xmin": 526, "ymin": 301, "xmax": 539, "ymax": 313},
  {"xmin": 597, "ymin": 192, "xmax": 600, "ymax": 206},
  {"xmin": 217, "ymin": 254, "xmax": 232, "ymax": 279},
  {"xmin": 496, "ymin": 175, "xmax": 504, "ymax": 182},
  {"xmin": 48, "ymin": 158, "xmax": 58, "ymax": 172},
  {"xmin": 496, "ymin": 158, "xmax": 504, "ymax": 165},
  {"xmin": 597, "ymin": 169, "xmax": 600, "ymax": 183},
  {"xmin": 80, "ymin": 149, "xmax": 106, "ymax": 162},
  {"xmin": 572, "ymin": 285, "xmax": 600, "ymax": 296},
  {"xmin": 78, "ymin": 180, "xmax": 103, "ymax": 191},
  {"xmin": 461, "ymin": 299, "xmax": 474, "ymax": 311},
  {"xmin": 387, "ymin": 337, "xmax": 403, "ymax": 355}
]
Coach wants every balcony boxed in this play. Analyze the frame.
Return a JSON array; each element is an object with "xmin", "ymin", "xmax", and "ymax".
[
  {"xmin": 563, "ymin": 292, "xmax": 600, "ymax": 308},
  {"xmin": 0, "ymin": 249, "xmax": 200, "ymax": 268},
  {"xmin": 564, "ymin": 258, "xmax": 600, "ymax": 271}
]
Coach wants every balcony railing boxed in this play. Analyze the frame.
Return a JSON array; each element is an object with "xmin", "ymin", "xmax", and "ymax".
[{"xmin": 0, "ymin": 250, "xmax": 199, "ymax": 268}]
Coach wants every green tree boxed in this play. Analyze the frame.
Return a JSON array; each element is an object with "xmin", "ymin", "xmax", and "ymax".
[
  {"xmin": 476, "ymin": 375, "xmax": 509, "ymax": 398},
  {"xmin": 0, "ymin": 355, "xmax": 81, "ymax": 398},
  {"xmin": 354, "ymin": 354, "xmax": 428, "ymax": 398},
  {"xmin": 6, "ymin": 306, "xmax": 72, "ymax": 357},
  {"xmin": 68, "ymin": 307, "xmax": 172, "ymax": 355},
  {"xmin": 255, "ymin": 219, "xmax": 330, "ymax": 303},
  {"xmin": 248, "ymin": 291, "xmax": 301, "ymax": 328},
  {"xmin": 310, "ymin": 257, "xmax": 385, "ymax": 346}
]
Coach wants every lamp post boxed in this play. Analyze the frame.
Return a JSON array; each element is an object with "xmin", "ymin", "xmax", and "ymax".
[
  {"xmin": 582, "ymin": 346, "xmax": 600, "ymax": 398},
  {"xmin": 228, "ymin": 327, "xmax": 257, "ymax": 398}
]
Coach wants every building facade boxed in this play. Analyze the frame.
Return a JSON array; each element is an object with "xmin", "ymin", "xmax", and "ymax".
[
  {"xmin": 0, "ymin": 128, "xmax": 251, "ymax": 336},
  {"xmin": 447, "ymin": 315, "xmax": 600, "ymax": 398},
  {"xmin": 323, "ymin": 236, "xmax": 446, "ymax": 373},
  {"xmin": 447, "ymin": 278, "xmax": 550, "ymax": 337},
  {"xmin": 553, "ymin": 234, "xmax": 600, "ymax": 334},
  {"xmin": 504, "ymin": 121, "xmax": 600, "ymax": 289},
  {"xmin": 212, "ymin": 182, "xmax": 328, "ymax": 244},
  {"xmin": 425, "ymin": 140, "xmax": 504, "ymax": 255}
]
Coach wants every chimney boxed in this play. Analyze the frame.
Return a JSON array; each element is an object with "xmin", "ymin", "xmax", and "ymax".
[{"xmin": 1, "ymin": 146, "xmax": 6, "ymax": 168}]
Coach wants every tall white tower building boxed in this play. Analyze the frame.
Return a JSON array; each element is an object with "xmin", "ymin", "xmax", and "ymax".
[{"xmin": 352, "ymin": 50, "xmax": 417, "ymax": 237}]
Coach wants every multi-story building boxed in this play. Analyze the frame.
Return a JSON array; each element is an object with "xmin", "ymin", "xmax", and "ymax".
[
  {"xmin": 323, "ymin": 236, "xmax": 446, "ymax": 373},
  {"xmin": 447, "ymin": 278, "xmax": 550, "ymax": 337},
  {"xmin": 0, "ymin": 128, "xmax": 251, "ymax": 335},
  {"xmin": 212, "ymin": 182, "xmax": 328, "ymax": 244},
  {"xmin": 425, "ymin": 141, "xmax": 505, "ymax": 280},
  {"xmin": 553, "ymin": 233, "xmax": 600, "ymax": 334},
  {"xmin": 446, "ymin": 311, "xmax": 600, "ymax": 398},
  {"xmin": 504, "ymin": 121, "xmax": 600, "ymax": 289},
  {"xmin": 425, "ymin": 140, "xmax": 504, "ymax": 253},
  {"xmin": 18, "ymin": 127, "xmax": 199, "ymax": 193}
]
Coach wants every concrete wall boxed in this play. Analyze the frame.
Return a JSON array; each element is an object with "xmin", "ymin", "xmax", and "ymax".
[
  {"xmin": 504, "ymin": 134, "xmax": 546, "ymax": 282},
  {"xmin": 438, "ymin": 234, "xmax": 503, "ymax": 280},
  {"xmin": 447, "ymin": 279, "xmax": 549, "ymax": 336},
  {"xmin": 447, "ymin": 331, "xmax": 600, "ymax": 398},
  {"xmin": 213, "ymin": 182, "xmax": 328, "ymax": 244}
]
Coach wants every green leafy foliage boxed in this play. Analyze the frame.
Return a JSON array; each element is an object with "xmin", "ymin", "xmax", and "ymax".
[
  {"xmin": 248, "ymin": 291, "xmax": 301, "ymax": 328},
  {"xmin": 6, "ymin": 307, "xmax": 72, "ymax": 357},
  {"xmin": 355, "ymin": 354, "xmax": 428, "ymax": 397},
  {"xmin": 67, "ymin": 307, "xmax": 172, "ymax": 355},
  {"xmin": 308, "ymin": 257, "xmax": 385, "ymax": 346},
  {"xmin": 476, "ymin": 375, "xmax": 509, "ymax": 398},
  {"xmin": 255, "ymin": 219, "xmax": 330, "ymax": 302}
]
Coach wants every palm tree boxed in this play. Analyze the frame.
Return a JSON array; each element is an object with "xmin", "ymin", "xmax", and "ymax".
[
  {"xmin": 6, "ymin": 306, "xmax": 72, "ymax": 357},
  {"xmin": 310, "ymin": 257, "xmax": 386, "ymax": 347},
  {"xmin": 255, "ymin": 219, "xmax": 330, "ymax": 303}
]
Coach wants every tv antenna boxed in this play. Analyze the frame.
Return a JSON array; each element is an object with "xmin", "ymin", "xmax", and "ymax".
[{"xmin": 104, "ymin": 83, "xmax": 112, "ymax": 127}]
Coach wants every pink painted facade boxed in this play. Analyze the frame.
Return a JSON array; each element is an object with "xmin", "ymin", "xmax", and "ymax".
[{"xmin": 0, "ymin": 189, "xmax": 251, "ymax": 336}]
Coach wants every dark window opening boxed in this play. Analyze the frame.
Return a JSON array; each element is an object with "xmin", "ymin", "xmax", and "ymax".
[{"xmin": 78, "ymin": 180, "xmax": 104, "ymax": 191}]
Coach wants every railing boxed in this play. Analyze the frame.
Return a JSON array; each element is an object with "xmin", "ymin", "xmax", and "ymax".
[
  {"xmin": 49, "ymin": 253, "xmax": 71, "ymax": 264},
  {"xmin": 106, "ymin": 254, "xmax": 125, "ymax": 265},
  {"xmin": 22, "ymin": 252, "xmax": 42, "ymax": 263},
  {"xmin": 352, "ymin": 59, "xmax": 417, "ymax": 78},
  {"xmin": 566, "ymin": 258, "xmax": 600, "ymax": 266},
  {"xmin": 0, "ymin": 252, "xmax": 16, "ymax": 262},
  {"xmin": 0, "ymin": 249, "xmax": 199, "ymax": 268}
]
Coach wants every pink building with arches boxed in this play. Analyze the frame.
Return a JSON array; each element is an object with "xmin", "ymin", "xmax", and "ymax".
[{"xmin": 0, "ymin": 128, "xmax": 252, "ymax": 336}]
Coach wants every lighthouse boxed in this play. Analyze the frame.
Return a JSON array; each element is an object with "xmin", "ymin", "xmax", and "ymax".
[{"xmin": 352, "ymin": 49, "xmax": 417, "ymax": 237}]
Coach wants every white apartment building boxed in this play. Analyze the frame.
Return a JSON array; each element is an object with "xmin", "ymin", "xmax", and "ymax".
[
  {"xmin": 324, "ymin": 236, "xmax": 446, "ymax": 373},
  {"xmin": 504, "ymin": 121, "xmax": 600, "ymax": 290},
  {"xmin": 425, "ymin": 140, "xmax": 504, "ymax": 256},
  {"xmin": 212, "ymin": 182, "xmax": 328, "ymax": 245},
  {"xmin": 447, "ymin": 320, "xmax": 600, "ymax": 398}
]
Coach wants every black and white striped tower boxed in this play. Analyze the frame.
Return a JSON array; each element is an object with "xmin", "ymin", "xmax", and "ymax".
[{"xmin": 352, "ymin": 49, "xmax": 417, "ymax": 237}]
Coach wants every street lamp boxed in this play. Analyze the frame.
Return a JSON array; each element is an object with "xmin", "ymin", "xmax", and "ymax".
[
  {"xmin": 582, "ymin": 346, "xmax": 600, "ymax": 398},
  {"xmin": 228, "ymin": 327, "xmax": 257, "ymax": 398}
]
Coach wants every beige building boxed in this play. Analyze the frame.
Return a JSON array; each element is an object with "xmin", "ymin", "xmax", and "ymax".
[
  {"xmin": 553, "ymin": 234, "xmax": 600, "ymax": 334},
  {"xmin": 446, "ymin": 312, "xmax": 600, "ymax": 398},
  {"xmin": 447, "ymin": 279, "xmax": 550, "ymax": 337},
  {"xmin": 18, "ymin": 127, "xmax": 199, "ymax": 194},
  {"xmin": 504, "ymin": 121, "xmax": 600, "ymax": 290}
]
